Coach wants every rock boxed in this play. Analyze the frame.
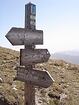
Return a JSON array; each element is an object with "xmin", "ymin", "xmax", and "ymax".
[
  {"xmin": 48, "ymin": 92, "xmax": 60, "ymax": 99},
  {"xmin": 0, "ymin": 77, "xmax": 3, "ymax": 83},
  {"xmin": 0, "ymin": 93, "xmax": 10, "ymax": 105},
  {"xmin": 12, "ymin": 84, "xmax": 17, "ymax": 91},
  {"xmin": 60, "ymin": 93, "xmax": 67, "ymax": 101}
]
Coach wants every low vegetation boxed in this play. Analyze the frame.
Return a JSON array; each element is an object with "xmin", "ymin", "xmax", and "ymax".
[{"xmin": 0, "ymin": 46, "xmax": 79, "ymax": 105}]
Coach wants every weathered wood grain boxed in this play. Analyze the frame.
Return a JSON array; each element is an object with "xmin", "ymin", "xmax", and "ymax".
[
  {"xmin": 6, "ymin": 27, "xmax": 43, "ymax": 45},
  {"xmin": 20, "ymin": 49, "xmax": 50, "ymax": 65},
  {"xmin": 15, "ymin": 66, "xmax": 54, "ymax": 88}
]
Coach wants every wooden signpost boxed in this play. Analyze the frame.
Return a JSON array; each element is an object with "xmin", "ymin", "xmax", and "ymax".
[
  {"xmin": 6, "ymin": 27, "xmax": 43, "ymax": 45},
  {"xmin": 20, "ymin": 49, "xmax": 50, "ymax": 65},
  {"xmin": 5, "ymin": 2, "xmax": 54, "ymax": 105},
  {"xmin": 15, "ymin": 66, "xmax": 54, "ymax": 88}
]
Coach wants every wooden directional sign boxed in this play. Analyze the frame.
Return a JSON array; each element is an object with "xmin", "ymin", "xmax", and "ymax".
[
  {"xmin": 15, "ymin": 66, "xmax": 54, "ymax": 88},
  {"xmin": 20, "ymin": 49, "xmax": 50, "ymax": 65},
  {"xmin": 5, "ymin": 27, "xmax": 43, "ymax": 45}
]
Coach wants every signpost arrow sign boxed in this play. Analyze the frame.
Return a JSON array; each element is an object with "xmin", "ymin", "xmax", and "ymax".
[
  {"xmin": 20, "ymin": 49, "xmax": 50, "ymax": 65},
  {"xmin": 15, "ymin": 66, "xmax": 54, "ymax": 88},
  {"xmin": 6, "ymin": 27, "xmax": 43, "ymax": 45}
]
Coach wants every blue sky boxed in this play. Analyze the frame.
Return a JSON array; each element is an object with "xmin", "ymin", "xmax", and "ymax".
[{"xmin": 0, "ymin": 0, "xmax": 79, "ymax": 53}]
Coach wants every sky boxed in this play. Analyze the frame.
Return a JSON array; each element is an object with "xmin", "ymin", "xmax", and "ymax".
[{"xmin": 0, "ymin": 0, "xmax": 79, "ymax": 53}]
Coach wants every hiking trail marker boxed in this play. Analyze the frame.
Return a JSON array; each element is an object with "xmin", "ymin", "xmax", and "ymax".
[
  {"xmin": 20, "ymin": 49, "xmax": 50, "ymax": 65},
  {"xmin": 15, "ymin": 66, "xmax": 54, "ymax": 88},
  {"xmin": 5, "ymin": 2, "xmax": 54, "ymax": 105},
  {"xmin": 6, "ymin": 27, "xmax": 43, "ymax": 45}
]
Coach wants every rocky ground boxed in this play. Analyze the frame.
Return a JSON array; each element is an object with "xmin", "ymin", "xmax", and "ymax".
[{"xmin": 0, "ymin": 46, "xmax": 79, "ymax": 105}]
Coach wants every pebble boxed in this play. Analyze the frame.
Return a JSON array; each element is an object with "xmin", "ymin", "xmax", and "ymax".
[{"xmin": 0, "ymin": 77, "xmax": 3, "ymax": 83}]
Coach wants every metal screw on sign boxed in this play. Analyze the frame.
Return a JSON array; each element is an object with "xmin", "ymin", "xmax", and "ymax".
[{"xmin": 5, "ymin": 2, "xmax": 54, "ymax": 105}]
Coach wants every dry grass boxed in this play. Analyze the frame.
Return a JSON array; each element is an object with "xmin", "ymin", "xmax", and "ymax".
[{"xmin": 0, "ymin": 46, "xmax": 79, "ymax": 105}]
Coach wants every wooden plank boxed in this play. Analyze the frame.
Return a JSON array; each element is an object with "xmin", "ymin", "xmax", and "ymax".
[
  {"xmin": 15, "ymin": 66, "xmax": 54, "ymax": 88},
  {"xmin": 5, "ymin": 27, "xmax": 43, "ymax": 45},
  {"xmin": 20, "ymin": 49, "xmax": 50, "ymax": 65}
]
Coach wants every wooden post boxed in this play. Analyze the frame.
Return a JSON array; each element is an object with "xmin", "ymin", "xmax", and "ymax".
[
  {"xmin": 24, "ymin": 83, "xmax": 35, "ymax": 105},
  {"xmin": 24, "ymin": 3, "xmax": 36, "ymax": 104},
  {"xmin": 24, "ymin": 63, "xmax": 35, "ymax": 105},
  {"xmin": 24, "ymin": 45, "xmax": 35, "ymax": 105}
]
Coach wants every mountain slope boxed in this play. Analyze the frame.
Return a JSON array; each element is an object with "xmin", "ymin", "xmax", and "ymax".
[
  {"xmin": 0, "ymin": 46, "xmax": 79, "ymax": 105},
  {"xmin": 52, "ymin": 51, "xmax": 79, "ymax": 64}
]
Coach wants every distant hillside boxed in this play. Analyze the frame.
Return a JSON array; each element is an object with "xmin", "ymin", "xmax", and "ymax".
[
  {"xmin": 51, "ymin": 50, "xmax": 79, "ymax": 64},
  {"xmin": 0, "ymin": 46, "xmax": 79, "ymax": 105}
]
